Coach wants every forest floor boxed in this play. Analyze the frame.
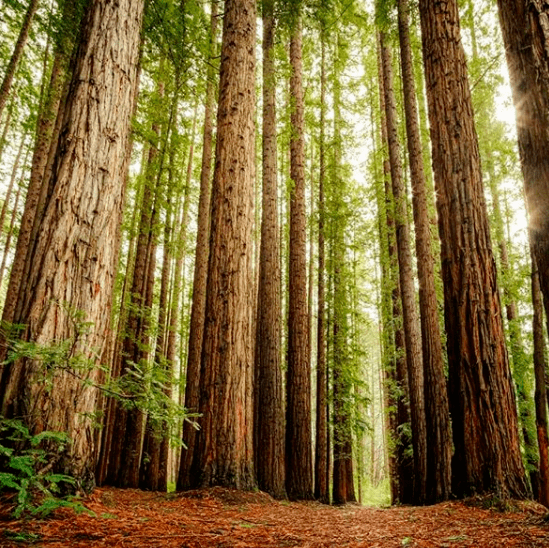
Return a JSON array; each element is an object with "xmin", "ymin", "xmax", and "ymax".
[{"xmin": 1, "ymin": 486, "xmax": 549, "ymax": 547}]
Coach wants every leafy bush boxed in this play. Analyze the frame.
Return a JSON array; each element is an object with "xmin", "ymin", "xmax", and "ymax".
[{"xmin": 0, "ymin": 417, "xmax": 90, "ymax": 518}]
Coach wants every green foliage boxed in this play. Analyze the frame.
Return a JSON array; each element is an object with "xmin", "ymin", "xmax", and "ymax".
[{"xmin": 0, "ymin": 417, "xmax": 90, "ymax": 518}]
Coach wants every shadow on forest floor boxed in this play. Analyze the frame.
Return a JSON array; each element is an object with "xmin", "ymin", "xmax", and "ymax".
[{"xmin": 1, "ymin": 486, "xmax": 548, "ymax": 547}]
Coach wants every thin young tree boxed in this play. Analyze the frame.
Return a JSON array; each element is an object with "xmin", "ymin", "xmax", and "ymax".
[
  {"xmin": 331, "ymin": 35, "xmax": 355, "ymax": 505},
  {"xmin": 418, "ymin": 0, "xmax": 528, "ymax": 498}
]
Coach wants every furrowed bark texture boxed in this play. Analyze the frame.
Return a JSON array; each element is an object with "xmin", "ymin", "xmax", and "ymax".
[
  {"xmin": 190, "ymin": 0, "xmax": 256, "ymax": 490},
  {"xmin": 376, "ymin": 39, "xmax": 414, "ymax": 504},
  {"xmin": 286, "ymin": 18, "xmax": 313, "ymax": 501},
  {"xmin": 397, "ymin": 0, "xmax": 452, "ymax": 504},
  {"xmin": 0, "ymin": 0, "xmax": 143, "ymax": 488},
  {"xmin": 254, "ymin": 0, "xmax": 285, "ymax": 500},
  {"xmin": 531, "ymin": 247, "xmax": 549, "ymax": 508},
  {"xmin": 419, "ymin": 0, "xmax": 528, "ymax": 498},
  {"xmin": 380, "ymin": 32, "xmax": 428, "ymax": 505}
]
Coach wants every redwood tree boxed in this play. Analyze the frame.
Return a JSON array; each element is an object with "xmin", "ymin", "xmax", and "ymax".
[
  {"xmin": 418, "ymin": 0, "xmax": 528, "ymax": 498},
  {"xmin": 315, "ymin": 27, "xmax": 329, "ymax": 505},
  {"xmin": 496, "ymin": 0, "xmax": 549, "ymax": 373},
  {"xmin": 286, "ymin": 15, "xmax": 314, "ymax": 501},
  {"xmin": 397, "ymin": 0, "xmax": 452, "ymax": 503},
  {"xmin": 254, "ymin": 0, "xmax": 285, "ymax": 499},
  {"xmin": 189, "ymin": 0, "xmax": 256, "ymax": 490},
  {"xmin": 379, "ymin": 32, "xmax": 428, "ymax": 505},
  {"xmin": 0, "ymin": 0, "xmax": 144, "ymax": 487}
]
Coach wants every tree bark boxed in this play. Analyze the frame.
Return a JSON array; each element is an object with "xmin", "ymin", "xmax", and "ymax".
[
  {"xmin": 0, "ymin": 0, "xmax": 143, "ymax": 488},
  {"xmin": 189, "ymin": 0, "xmax": 256, "ymax": 490},
  {"xmin": 397, "ymin": 0, "xmax": 452, "ymax": 504},
  {"xmin": 531, "ymin": 245, "xmax": 549, "ymax": 507},
  {"xmin": 419, "ymin": 0, "xmax": 528, "ymax": 499},
  {"xmin": 375, "ymin": 39, "xmax": 414, "ymax": 505},
  {"xmin": 286, "ymin": 17, "xmax": 313, "ymax": 501},
  {"xmin": 380, "ymin": 32, "xmax": 428, "ymax": 505},
  {"xmin": 315, "ymin": 29, "xmax": 329, "ymax": 505},
  {"xmin": 254, "ymin": 0, "xmax": 285, "ymax": 499}
]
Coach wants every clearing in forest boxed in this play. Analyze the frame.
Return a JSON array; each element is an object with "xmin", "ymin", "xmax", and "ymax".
[{"xmin": 1, "ymin": 487, "xmax": 548, "ymax": 547}]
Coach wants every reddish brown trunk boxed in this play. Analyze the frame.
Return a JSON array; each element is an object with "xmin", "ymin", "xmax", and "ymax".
[
  {"xmin": 376, "ymin": 39, "xmax": 414, "ymax": 505},
  {"xmin": 189, "ymin": 0, "xmax": 256, "ymax": 490},
  {"xmin": 419, "ymin": 0, "xmax": 528, "ymax": 498},
  {"xmin": 315, "ymin": 30, "xmax": 329, "ymax": 505},
  {"xmin": 531, "ymin": 248, "xmax": 549, "ymax": 508},
  {"xmin": 380, "ymin": 32, "xmax": 428, "ymax": 505},
  {"xmin": 496, "ymin": 0, "xmax": 549, "ymax": 335},
  {"xmin": 397, "ymin": 0, "xmax": 452, "ymax": 503},
  {"xmin": 254, "ymin": 0, "xmax": 285, "ymax": 499},
  {"xmin": 286, "ymin": 18, "xmax": 313, "ymax": 501}
]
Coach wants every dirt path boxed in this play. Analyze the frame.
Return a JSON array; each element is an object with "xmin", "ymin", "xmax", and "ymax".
[{"xmin": 1, "ymin": 487, "xmax": 548, "ymax": 547}]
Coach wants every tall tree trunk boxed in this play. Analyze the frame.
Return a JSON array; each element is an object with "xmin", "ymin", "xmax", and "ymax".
[
  {"xmin": 496, "ymin": 0, "xmax": 549, "ymax": 393},
  {"xmin": 254, "ymin": 0, "xmax": 285, "ymax": 499},
  {"xmin": 0, "ymin": 0, "xmax": 143, "ymax": 488},
  {"xmin": 315, "ymin": 29, "xmax": 329, "ymax": 505},
  {"xmin": 189, "ymin": 0, "xmax": 256, "ymax": 490},
  {"xmin": 177, "ymin": 0, "xmax": 218, "ymax": 490},
  {"xmin": 418, "ymin": 0, "xmax": 528, "ymax": 499},
  {"xmin": 379, "ymin": 32, "xmax": 428, "ymax": 505},
  {"xmin": 375, "ymin": 42, "xmax": 414, "ymax": 505},
  {"xmin": 286, "ymin": 17, "xmax": 313, "ymax": 501},
  {"xmin": 397, "ymin": 0, "xmax": 452, "ymax": 503},
  {"xmin": 0, "ymin": 0, "xmax": 40, "ymax": 119},
  {"xmin": 531, "ymin": 246, "xmax": 549, "ymax": 507}
]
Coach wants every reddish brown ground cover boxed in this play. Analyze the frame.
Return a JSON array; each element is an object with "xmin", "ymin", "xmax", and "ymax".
[{"xmin": 1, "ymin": 487, "xmax": 548, "ymax": 547}]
